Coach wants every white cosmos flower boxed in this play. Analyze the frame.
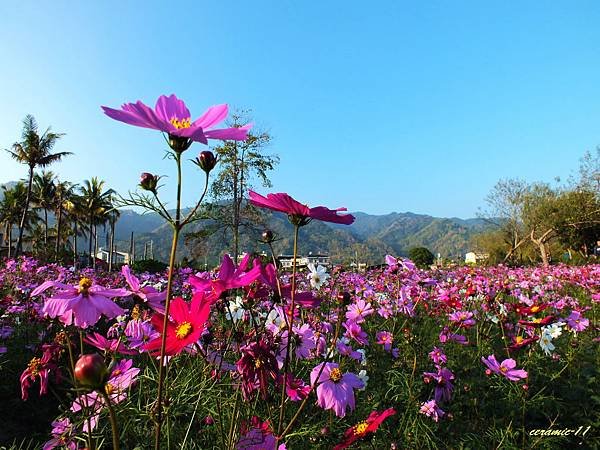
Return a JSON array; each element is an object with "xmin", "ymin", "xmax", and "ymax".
[
  {"xmin": 539, "ymin": 332, "xmax": 555, "ymax": 356},
  {"xmin": 308, "ymin": 264, "xmax": 330, "ymax": 289},
  {"xmin": 542, "ymin": 322, "xmax": 564, "ymax": 339},
  {"xmin": 225, "ymin": 296, "xmax": 245, "ymax": 323},
  {"xmin": 358, "ymin": 370, "xmax": 369, "ymax": 390}
]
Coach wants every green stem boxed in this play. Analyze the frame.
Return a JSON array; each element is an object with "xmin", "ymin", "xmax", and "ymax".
[
  {"xmin": 154, "ymin": 152, "xmax": 183, "ymax": 450},
  {"xmin": 100, "ymin": 389, "xmax": 120, "ymax": 450},
  {"xmin": 277, "ymin": 224, "xmax": 299, "ymax": 434}
]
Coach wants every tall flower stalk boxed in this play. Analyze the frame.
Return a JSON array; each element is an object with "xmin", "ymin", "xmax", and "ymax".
[{"xmin": 102, "ymin": 94, "xmax": 250, "ymax": 449}]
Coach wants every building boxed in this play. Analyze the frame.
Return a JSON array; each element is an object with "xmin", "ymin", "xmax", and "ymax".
[
  {"xmin": 465, "ymin": 252, "xmax": 489, "ymax": 265},
  {"xmin": 96, "ymin": 247, "xmax": 131, "ymax": 265},
  {"xmin": 277, "ymin": 252, "xmax": 331, "ymax": 270}
]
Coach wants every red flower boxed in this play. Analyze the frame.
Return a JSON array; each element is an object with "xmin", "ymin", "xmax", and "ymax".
[
  {"xmin": 333, "ymin": 408, "xmax": 396, "ymax": 450},
  {"xmin": 143, "ymin": 294, "xmax": 211, "ymax": 356},
  {"xmin": 248, "ymin": 190, "xmax": 355, "ymax": 225},
  {"xmin": 515, "ymin": 303, "xmax": 548, "ymax": 316},
  {"xmin": 518, "ymin": 315, "xmax": 555, "ymax": 328},
  {"xmin": 508, "ymin": 335, "xmax": 539, "ymax": 350}
]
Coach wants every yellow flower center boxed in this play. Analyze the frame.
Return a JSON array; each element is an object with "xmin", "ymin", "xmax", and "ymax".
[
  {"xmin": 255, "ymin": 358, "xmax": 263, "ymax": 368},
  {"xmin": 500, "ymin": 366, "xmax": 508, "ymax": 373},
  {"xmin": 330, "ymin": 367, "xmax": 343, "ymax": 382},
  {"xmin": 131, "ymin": 305, "xmax": 141, "ymax": 321},
  {"xmin": 170, "ymin": 117, "xmax": 191, "ymax": 129},
  {"xmin": 531, "ymin": 306, "xmax": 540, "ymax": 313},
  {"xmin": 354, "ymin": 421, "xmax": 369, "ymax": 436},
  {"xmin": 533, "ymin": 318, "xmax": 542, "ymax": 323},
  {"xmin": 516, "ymin": 336, "xmax": 524, "ymax": 344},
  {"xmin": 175, "ymin": 321, "xmax": 193, "ymax": 339},
  {"xmin": 28, "ymin": 357, "xmax": 42, "ymax": 376},
  {"xmin": 105, "ymin": 383, "xmax": 115, "ymax": 395},
  {"xmin": 78, "ymin": 277, "xmax": 93, "ymax": 294}
]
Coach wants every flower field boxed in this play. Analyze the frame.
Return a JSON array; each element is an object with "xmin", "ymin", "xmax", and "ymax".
[{"xmin": 1, "ymin": 256, "xmax": 598, "ymax": 449}]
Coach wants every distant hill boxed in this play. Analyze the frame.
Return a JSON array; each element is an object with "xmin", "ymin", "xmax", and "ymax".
[{"xmin": 1, "ymin": 181, "xmax": 490, "ymax": 265}]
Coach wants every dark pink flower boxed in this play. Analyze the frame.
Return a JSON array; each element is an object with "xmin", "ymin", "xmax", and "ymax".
[
  {"xmin": 102, "ymin": 95, "xmax": 251, "ymax": 145},
  {"xmin": 481, "ymin": 355, "xmax": 528, "ymax": 381},
  {"xmin": 333, "ymin": 408, "xmax": 396, "ymax": 450},
  {"xmin": 248, "ymin": 191, "xmax": 355, "ymax": 225},
  {"xmin": 122, "ymin": 265, "xmax": 166, "ymax": 313}
]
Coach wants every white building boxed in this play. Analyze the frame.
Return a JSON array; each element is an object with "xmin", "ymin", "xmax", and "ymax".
[
  {"xmin": 278, "ymin": 253, "xmax": 331, "ymax": 269},
  {"xmin": 465, "ymin": 252, "xmax": 489, "ymax": 265},
  {"xmin": 96, "ymin": 247, "xmax": 130, "ymax": 265}
]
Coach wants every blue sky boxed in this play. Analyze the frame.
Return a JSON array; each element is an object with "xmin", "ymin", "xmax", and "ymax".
[{"xmin": 1, "ymin": 1, "xmax": 599, "ymax": 218}]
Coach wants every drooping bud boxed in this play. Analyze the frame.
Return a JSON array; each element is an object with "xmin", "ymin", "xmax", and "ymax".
[
  {"xmin": 140, "ymin": 173, "xmax": 159, "ymax": 193},
  {"xmin": 336, "ymin": 291, "xmax": 351, "ymax": 306},
  {"xmin": 74, "ymin": 353, "xmax": 108, "ymax": 388},
  {"xmin": 196, "ymin": 150, "xmax": 217, "ymax": 173},
  {"xmin": 168, "ymin": 134, "xmax": 192, "ymax": 153},
  {"xmin": 261, "ymin": 229, "xmax": 275, "ymax": 243}
]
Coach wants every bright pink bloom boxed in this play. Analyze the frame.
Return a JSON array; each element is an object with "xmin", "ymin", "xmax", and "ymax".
[
  {"xmin": 248, "ymin": 191, "xmax": 355, "ymax": 225},
  {"xmin": 481, "ymin": 355, "xmax": 528, "ymax": 381},
  {"xmin": 189, "ymin": 254, "xmax": 262, "ymax": 303},
  {"xmin": 43, "ymin": 418, "xmax": 77, "ymax": 450},
  {"xmin": 143, "ymin": 294, "xmax": 211, "ymax": 356},
  {"xmin": 385, "ymin": 255, "xmax": 416, "ymax": 271},
  {"xmin": 32, "ymin": 278, "xmax": 127, "ymax": 328},
  {"xmin": 85, "ymin": 332, "xmax": 137, "ymax": 355},
  {"xmin": 566, "ymin": 310, "xmax": 589, "ymax": 332},
  {"xmin": 102, "ymin": 94, "xmax": 251, "ymax": 145},
  {"xmin": 419, "ymin": 399, "xmax": 445, "ymax": 422},
  {"xmin": 346, "ymin": 299, "xmax": 375, "ymax": 323}
]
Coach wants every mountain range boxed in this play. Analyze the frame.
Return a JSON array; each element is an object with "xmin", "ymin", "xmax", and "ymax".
[{"xmin": 1, "ymin": 181, "xmax": 489, "ymax": 265}]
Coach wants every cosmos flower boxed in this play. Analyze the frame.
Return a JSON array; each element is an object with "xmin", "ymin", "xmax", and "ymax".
[
  {"xmin": 423, "ymin": 366, "xmax": 455, "ymax": 403},
  {"xmin": 419, "ymin": 399, "xmax": 445, "ymax": 422},
  {"xmin": 236, "ymin": 338, "xmax": 279, "ymax": 400},
  {"xmin": 143, "ymin": 294, "xmax": 211, "ymax": 356},
  {"xmin": 32, "ymin": 278, "xmax": 128, "ymax": 329},
  {"xmin": 375, "ymin": 331, "xmax": 394, "ymax": 351},
  {"xmin": 539, "ymin": 332, "xmax": 555, "ymax": 356},
  {"xmin": 343, "ymin": 321, "xmax": 369, "ymax": 346},
  {"xmin": 189, "ymin": 254, "xmax": 262, "ymax": 303},
  {"xmin": 85, "ymin": 332, "xmax": 137, "ymax": 355},
  {"xmin": 428, "ymin": 347, "xmax": 448, "ymax": 365},
  {"xmin": 43, "ymin": 418, "xmax": 77, "ymax": 450},
  {"xmin": 307, "ymin": 264, "xmax": 330, "ymax": 289},
  {"xmin": 310, "ymin": 362, "xmax": 364, "ymax": 418},
  {"xmin": 122, "ymin": 265, "xmax": 166, "ymax": 313},
  {"xmin": 481, "ymin": 355, "xmax": 528, "ymax": 381},
  {"xmin": 385, "ymin": 255, "xmax": 416, "ymax": 271},
  {"xmin": 346, "ymin": 298, "xmax": 375, "ymax": 324},
  {"xmin": 102, "ymin": 94, "xmax": 251, "ymax": 146},
  {"xmin": 248, "ymin": 191, "xmax": 355, "ymax": 225},
  {"xmin": 20, "ymin": 348, "xmax": 60, "ymax": 401},
  {"xmin": 508, "ymin": 335, "xmax": 539, "ymax": 351},
  {"xmin": 333, "ymin": 408, "xmax": 396, "ymax": 450},
  {"xmin": 566, "ymin": 310, "xmax": 589, "ymax": 332}
]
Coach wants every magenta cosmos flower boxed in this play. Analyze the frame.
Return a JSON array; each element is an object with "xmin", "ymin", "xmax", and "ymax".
[
  {"xmin": 481, "ymin": 355, "xmax": 528, "ymax": 381},
  {"xmin": 310, "ymin": 362, "xmax": 364, "ymax": 417},
  {"xmin": 102, "ymin": 94, "xmax": 251, "ymax": 148},
  {"xmin": 32, "ymin": 278, "xmax": 127, "ymax": 328},
  {"xmin": 248, "ymin": 191, "xmax": 355, "ymax": 226}
]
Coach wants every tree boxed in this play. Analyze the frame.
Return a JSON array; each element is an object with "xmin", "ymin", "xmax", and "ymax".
[
  {"xmin": 479, "ymin": 179, "xmax": 530, "ymax": 263},
  {"xmin": 79, "ymin": 178, "xmax": 115, "ymax": 267},
  {"xmin": 408, "ymin": 246, "xmax": 435, "ymax": 268},
  {"xmin": 0, "ymin": 183, "xmax": 30, "ymax": 257},
  {"xmin": 5, "ymin": 115, "xmax": 71, "ymax": 256},
  {"xmin": 32, "ymin": 170, "xmax": 57, "ymax": 251},
  {"xmin": 53, "ymin": 180, "xmax": 76, "ymax": 261},
  {"xmin": 196, "ymin": 110, "xmax": 278, "ymax": 258}
]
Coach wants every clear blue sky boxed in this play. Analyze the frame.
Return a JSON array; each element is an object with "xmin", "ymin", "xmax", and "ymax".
[{"xmin": 1, "ymin": 1, "xmax": 599, "ymax": 218}]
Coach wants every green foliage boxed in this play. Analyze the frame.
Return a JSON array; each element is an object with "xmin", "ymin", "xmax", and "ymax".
[
  {"xmin": 408, "ymin": 246, "xmax": 434, "ymax": 268},
  {"xmin": 130, "ymin": 258, "xmax": 167, "ymax": 273}
]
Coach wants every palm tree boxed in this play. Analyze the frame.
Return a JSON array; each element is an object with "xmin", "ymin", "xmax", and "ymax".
[
  {"xmin": 32, "ymin": 170, "xmax": 57, "ymax": 250},
  {"xmin": 6, "ymin": 115, "xmax": 71, "ymax": 256},
  {"xmin": 0, "ymin": 183, "xmax": 38, "ymax": 257},
  {"xmin": 105, "ymin": 208, "xmax": 121, "ymax": 271},
  {"xmin": 79, "ymin": 178, "xmax": 115, "ymax": 267},
  {"xmin": 53, "ymin": 180, "xmax": 76, "ymax": 261}
]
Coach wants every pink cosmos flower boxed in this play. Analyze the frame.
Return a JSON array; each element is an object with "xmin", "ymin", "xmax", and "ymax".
[
  {"xmin": 85, "ymin": 332, "xmax": 137, "ymax": 355},
  {"xmin": 343, "ymin": 320, "xmax": 369, "ymax": 346},
  {"xmin": 346, "ymin": 299, "xmax": 375, "ymax": 323},
  {"xmin": 71, "ymin": 359, "xmax": 140, "ymax": 432},
  {"xmin": 481, "ymin": 355, "xmax": 528, "ymax": 381},
  {"xmin": 376, "ymin": 331, "xmax": 394, "ymax": 351},
  {"xmin": 419, "ymin": 399, "xmax": 445, "ymax": 422},
  {"xmin": 189, "ymin": 254, "xmax": 262, "ymax": 303},
  {"xmin": 32, "ymin": 278, "xmax": 127, "ymax": 328},
  {"xmin": 566, "ymin": 310, "xmax": 589, "ymax": 332},
  {"xmin": 20, "ymin": 346, "xmax": 61, "ymax": 400},
  {"xmin": 122, "ymin": 265, "xmax": 166, "ymax": 313},
  {"xmin": 385, "ymin": 255, "xmax": 416, "ymax": 271},
  {"xmin": 310, "ymin": 362, "xmax": 364, "ymax": 418},
  {"xmin": 102, "ymin": 94, "xmax": 251, "ymax": 145},
  {"xmin": 43, "ymin": 418, "xmax": 77, "ymax": 450},
  {"xmin": 428, "ymin": 347, "xmax": 447, "ymax": 365},
  {"xmin": 248, "ymin": 191, "xmax": 355, "ymax": 225}
]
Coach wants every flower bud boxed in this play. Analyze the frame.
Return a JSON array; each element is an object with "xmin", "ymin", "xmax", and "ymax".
[
  {"xmin": 197, "ymin": 151, "xmax": 217, "ymax": 173},
  {"xmin": 261, "ymin": 229, "xmax": 275, "ymax": 243},
  {"xmin": 140, "ymin": 173, "xmax": 159, "ymax": 193},
  {"xmin": 74, "ymin": 354, "xmax": 108, "ymax": 388},
  {"xmin": 336, "ymin": 291, "xmax": 351, "ymax": 305}
]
